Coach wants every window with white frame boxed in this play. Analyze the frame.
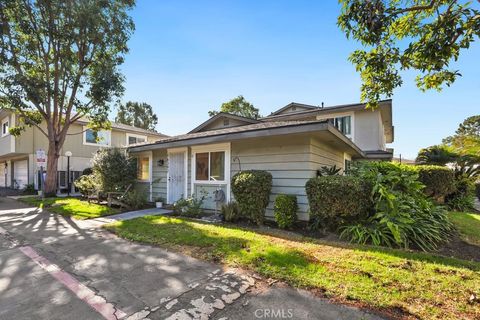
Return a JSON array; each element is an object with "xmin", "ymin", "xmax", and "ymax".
[
  {"xmin": 327, "ymin": 115, "xmax": 352, "ymax": 137},
  {"xmin": 195, "ymin": 151, "xmax": 226, "ymax": 182},
  {"xmin": 127, "ymin": 133, "xmax": 147, "ymax": 146},
  {"xmin": 1, "ymin": 117, "xmax": 9, "ymax": 137},
  {"xmin": 83, "ymin": 128, "xmax": 111, "ymax": 146}
]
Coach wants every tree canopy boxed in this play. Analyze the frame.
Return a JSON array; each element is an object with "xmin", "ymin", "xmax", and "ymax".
[
  {"xmin": 208, "ymin": 96, "xmax": 261, "ymax": 119},
  {"xmin": 443, "ymin": 115, "xmax": 480, "ymax": 155},
  {"xmin": 115, "ymin": 101, "xmax": 158, "ymax": 131},
  {"xmin": 0, "ymin": 0, "xmax": 135, "ymax": 194},
  {"xmin": 338, "ymin": 0, "xmax": 480, "ymax": 108}
]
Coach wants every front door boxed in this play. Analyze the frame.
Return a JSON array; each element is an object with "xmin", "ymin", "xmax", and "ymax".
[{"xmin": 167, "ymin": 150, "xmax": 186, "ymax": 204}]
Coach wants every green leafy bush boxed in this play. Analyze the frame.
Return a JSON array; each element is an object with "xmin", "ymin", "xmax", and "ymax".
[
  {"xmin": 305, "ymin": 176, "xmax": 371, "ymax": 228},
  {"xmin": 476, "ymin": 182, "xmax": 480, "ymax": 201},
  {"xmin": 416, "ymin": 165, "xmax": 456, "ymax": 201},
  {"xmin": 82, "ymin": 167, "xmax": 93, "ymax": 176},
  {"xmin": 274, "ymin": 194, "xmax": 298, "ymax": 229},
  {"xmin": 92, "ymin": 148, "xmax": 137, "ymax": 193},
  {"xmin": 340, "ymin": 161, "xmax": 453, "ymax": 251},
  {"xmin": 74, "ymin": 174, "xmax": 100, "ymax": 197},
  {"xmin": 124, "ymin": 190, "xmax": 147, "ymax": 210},
  {"xmin": 231, "ymin": 170, "xmax": 272, "ymax": 225},
  {"xmin": 174, "ymin": 196, "xmax": 204, "ymax": 217},
  {"xmin": 446, "ymin": 175, "xmax": 475, "ymax": 211},
  {"xmin": 221, "ymin": 201, "xmax": 241, "ymax": 222}
]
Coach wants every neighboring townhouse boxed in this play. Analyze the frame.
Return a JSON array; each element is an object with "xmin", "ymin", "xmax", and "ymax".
[
  {"xmin": 128, "ymin": 100, "xmax": 393, "ymax": 221},
  {"xmin": 0, "ymin": 109, "xmax": 167, "ymax": 192}
]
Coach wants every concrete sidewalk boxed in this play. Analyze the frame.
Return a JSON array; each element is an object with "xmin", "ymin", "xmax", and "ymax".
[{"xmin": 0, "ymin": 197, "xmax": 385, "ymax": 320}]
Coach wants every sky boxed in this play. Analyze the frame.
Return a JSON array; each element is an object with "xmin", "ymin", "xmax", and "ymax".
[{"xmin": 119, "ymin": 0, "xmax": 480, "ymax": 160}]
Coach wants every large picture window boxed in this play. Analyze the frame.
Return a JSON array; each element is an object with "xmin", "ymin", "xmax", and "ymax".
[{"xmin": 195, "ymin": 151, "xmax": 225, "ymax": 181}]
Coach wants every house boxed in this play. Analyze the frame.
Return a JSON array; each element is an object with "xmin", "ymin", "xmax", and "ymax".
[
  {"xmin": 0, "ymin": 109, "xmax": 166, "ymax": 192},
  {"xmin": 129, "ymin": 100, "xmax": 394, "ymax": 221}
]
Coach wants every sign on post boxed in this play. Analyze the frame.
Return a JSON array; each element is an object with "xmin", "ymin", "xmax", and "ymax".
[{"xmin": 36, "ymin": 149, "xmax": 46, "ymax": 168}]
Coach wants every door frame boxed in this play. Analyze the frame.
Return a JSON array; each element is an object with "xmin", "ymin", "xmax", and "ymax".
[{"xmin": 166, "ymin": 147, "xmax": 188, "ymax": 204}]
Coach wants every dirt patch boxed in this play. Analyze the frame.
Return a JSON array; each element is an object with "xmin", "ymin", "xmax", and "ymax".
[{"xmin": 437, "ymin": 235, "xmax": 480, "ymax": 262}]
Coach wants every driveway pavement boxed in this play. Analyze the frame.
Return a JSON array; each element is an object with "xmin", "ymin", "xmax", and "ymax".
[{"xmin": 0, "ymin": 197, "xmax": 385, "ymax": 320}]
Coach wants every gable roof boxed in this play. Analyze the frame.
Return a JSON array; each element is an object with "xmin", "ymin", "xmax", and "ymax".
[
  {"xmin": 188, "ymin": 112, "xmax": 261, "ymax": 134},
  {"xmin": 129, "ymin": 120, "xmax": 365, "ymax": 158},
  {"xmin": 268, "ymin": 102, "xmax": 320, "ymax": 116}
]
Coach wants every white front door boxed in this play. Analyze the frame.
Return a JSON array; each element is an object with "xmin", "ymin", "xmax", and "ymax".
[
  {"xmin": 13, "ymin": 160, "xmax": 28, "ymax": 189},
  {"xmin": 167, "ymin": 150, "xmax": 186, "ymax": 204}
]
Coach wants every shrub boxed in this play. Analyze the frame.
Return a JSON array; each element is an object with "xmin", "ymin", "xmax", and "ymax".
[
  {"xmin": 124, "ymin": 190, "xmax": 147, "ymax": 210},
  {"xmin": 22, "ymin": 183, "xmax": 36, "ymax": 195},
  {"xmin": 416, "ymin": 165, "xmax": 456, "ymax": 201},
  {"xmin": 341, "ymin": 161, "xmax": 454, "ymax": 251},
  {"xmin": 92, "ymin": 148, "xmax": 137, "ymax": 193},
  {"xmin": 231, "ymin": 170, "xmax": 272, "ymax": 225},
  {"xmin": 273, "ymin": 194, "xmax": 298, "ymax": 229},
  {"xmin": 74, "ymin": 174, "xmax": 100, "ymax": 197},
  {"xmin": 173, "ymin": 196, "xmax": 204, "ymax": 217},
  {"xmin": 221, "ymin": 201, "xmax": 241, "ymax": 222},
  {"xmin": 476, "ymin": 182, "xmax": 480, "ymax": 201},
  {"xmin": 446, "ymin": 175, "xmax": 475, "ymax": 211},
  {"xmin": 305, "ymin": 176, "xmax": 371, "ymax": 228},
  {"xmin": 82, "ymin": 167, "xmax": 93, "ymax": 176}
]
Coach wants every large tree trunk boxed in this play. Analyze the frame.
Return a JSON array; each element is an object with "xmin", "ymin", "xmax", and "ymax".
[{"xmin": 44, "ymin": 141, "xmax": 60, "ymax": 197}]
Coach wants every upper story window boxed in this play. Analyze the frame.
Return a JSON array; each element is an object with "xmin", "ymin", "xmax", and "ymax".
[
  {"xmin": 328, "ymin": 115, "xmax": 352, "ymax": 137},
  {"xmin": 1, "ymin": 117, "xmax": 9, "ymax": 137},
  {"xmin": 127, "ymin": 133, "xmax": 147, "ymax": 146},
  {"xmin": 83, "ymin": 128, "xmax": 111, "ymax": 146}
]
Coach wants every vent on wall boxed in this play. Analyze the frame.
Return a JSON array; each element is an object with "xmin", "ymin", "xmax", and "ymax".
[{"xmin": 223, "ymin": 119, "xmax": 230, "ymax": 126}]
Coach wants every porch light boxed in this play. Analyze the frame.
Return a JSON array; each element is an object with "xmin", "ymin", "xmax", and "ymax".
[{"xmin": 157, "ymin": 159, "xmax": 165, "ymax": 166}]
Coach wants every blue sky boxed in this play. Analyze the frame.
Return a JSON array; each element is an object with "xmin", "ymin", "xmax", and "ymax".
[{"xmin": 120, "ymin": 0, "xmax": 480, "ymax": 159}]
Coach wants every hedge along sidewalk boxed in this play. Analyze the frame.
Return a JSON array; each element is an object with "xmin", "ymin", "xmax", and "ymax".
[{"xmin": 105, "ymin": 215, "xmax": 480, "ymax": 320}]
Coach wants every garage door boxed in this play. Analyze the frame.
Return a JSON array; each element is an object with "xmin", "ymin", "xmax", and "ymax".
[
  {"xmin": 13, "ymin": 160, "xmax": 28, "ymax": 189},
  {"xmin": 0, "ymin": 169, "xmax": 5, "ymax": 187}
]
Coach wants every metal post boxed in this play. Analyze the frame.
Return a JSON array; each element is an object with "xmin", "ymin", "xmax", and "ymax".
[{"xmin": 67, "ymin": 156, "xmax": 70, "ymax": 196}]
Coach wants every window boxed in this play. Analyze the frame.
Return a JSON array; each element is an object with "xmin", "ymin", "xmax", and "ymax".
[
  {"xmin": 137, "ymin": 157, "xmax": 150, "ymax": 180},
  {"xmin": 327, "ymin": 115, "xmax": 352, "ymax": 137},
  {"xmin": 1, "ymin": 118, "xmax": 9, "ymax": 137},
  {"xmin": 195, "ymin": 151, "xmax": 225, "ymax": 181},
  {"xmin": 84, "ymin": 128, "xmax": 111, "ymax": 146},
  {"xmin": 127, "ymin": 134, "xmax": 147, "ymax": 146},
  {"xmin": 344, "ymin": 159, "xmax": 352, "ymax": 174}
]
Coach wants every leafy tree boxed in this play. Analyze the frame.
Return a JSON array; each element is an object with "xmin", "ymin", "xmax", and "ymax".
[
  {"xmin": 0, "ymin": 0, "xmax": 134, "ymax": 195},
  {"xmin": 443, "ymin": 115, "xmax": 480, "ymax": 154},
  {"xmin": 338, "ymin": 0, "xmax": 480, "ymax": 108},
  {"xmin": 416, "ymin": 145, "xmax": 458, "ymax": 166},
  {"xmin": 115, "ymin": 101, "xmax": 158, "ymax": 131},
  {"xmin": 92, "ymin": 148, "xmax": 137, "ymax": 193},
  {"xmin": 208, "ymin": 95, "xmax": 261, "ymax": 119}
]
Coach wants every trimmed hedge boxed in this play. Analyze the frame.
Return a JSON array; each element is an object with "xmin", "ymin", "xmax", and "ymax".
[
  {"xmin": 231, "ymin": 170, "xmax": 272, "ymax": 225},
  {"xmin": 305, "ymin": 176, "xmax": 371, "ymax": 228},
  {"xmin": 416, "ymin": 165, "xmax": 456, "ymax": 201},
  {"xmin": 274, "ymin": 194, "xmax": 298, "ymax": 229}
]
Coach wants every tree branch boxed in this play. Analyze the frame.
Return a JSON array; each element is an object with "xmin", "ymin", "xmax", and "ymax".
[{"xmin": 393, "ymin": 0, "xmax": 437, "ymax": 15}]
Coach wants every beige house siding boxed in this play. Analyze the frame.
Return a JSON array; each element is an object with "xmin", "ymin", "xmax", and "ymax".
[
  {"xmin": 151, "ymin": 149, "xmax": 168, "ymax": 201},
  {"xmin": 353, "ymin": 110, "xmax": 385, "ymax": 151},
  {"xmin": 201, "ymin": 118, "xmax": 252, "ymax": 131}
]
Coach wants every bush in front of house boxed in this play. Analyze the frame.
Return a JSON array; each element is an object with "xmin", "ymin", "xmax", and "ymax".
[
  {"xmin": 231, "ymin": 170, "xmax": 272, "ymax": 225},
  {"xmin": 173, "ymin": 196, "xmax": 204, "ymax": 217},
  {"xmin": 273, "ymin": 194, "xmax": 298, "ymax": 229},
  {"xmin": 221, "ymin": 201, "xmax": 241, "ymax": 222},
  {"xmin": 74, "ymin": 173, "xmax": 100, "ymax": 198},
  {"xmin": 415, "ymin": 165, "xmax": 456, "ymax": 201},
  {"xmin": 92, "ymin": 148, "xmax": 137, "ymax": 192},
  {"xmin": 305, "ymin": 175, "xmax": 371, "ymax": 229},
  {"xmin": 446, "ymin": 175, "xmax": 475, "ymax": 211},
  {"xmin": 124, "ymin": 190, "xmax": 148, "ymax": 210},
  {"xmin": 340, "ymin": 161, "xmax": 453, "ymax": 251}
]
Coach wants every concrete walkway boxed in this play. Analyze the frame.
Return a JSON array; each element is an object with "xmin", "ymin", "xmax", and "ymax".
[
  {"xmin": 0, "ymin": 197, "xmax": 385, "ymax": 320},
  {"xmin": 91, "ymin": 207, "xmax": 173, "ymax": 224}
]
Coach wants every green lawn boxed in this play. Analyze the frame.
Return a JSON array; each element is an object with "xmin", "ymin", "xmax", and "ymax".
[
  {"xmin": 21, "ymin": 197, "xmax": 119, "ymax": 220},
  {"xmin": 449, "ymin": 211, "xmax": 480, "ymax": 245},
  {"xmin": 105, "ymin": 216, "xmax": 480, "ymax": 320}
]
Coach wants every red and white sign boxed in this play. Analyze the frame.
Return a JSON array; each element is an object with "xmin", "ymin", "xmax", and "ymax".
[{"xmin": 36, "ymin": 149, "xmax": 46, "ymax": 168}]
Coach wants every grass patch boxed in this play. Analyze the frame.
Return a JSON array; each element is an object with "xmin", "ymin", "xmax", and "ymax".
[
  {"xmin": 105, "ymin": 216, "xmax": 480, "ymax": 320},
  {"xmin": 21, "ymin": 197, "xmax": 119, "ymax": 220},
  {"xmin": 449, "ymin": 211, "xmax": 480, "ymax": 245}
]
